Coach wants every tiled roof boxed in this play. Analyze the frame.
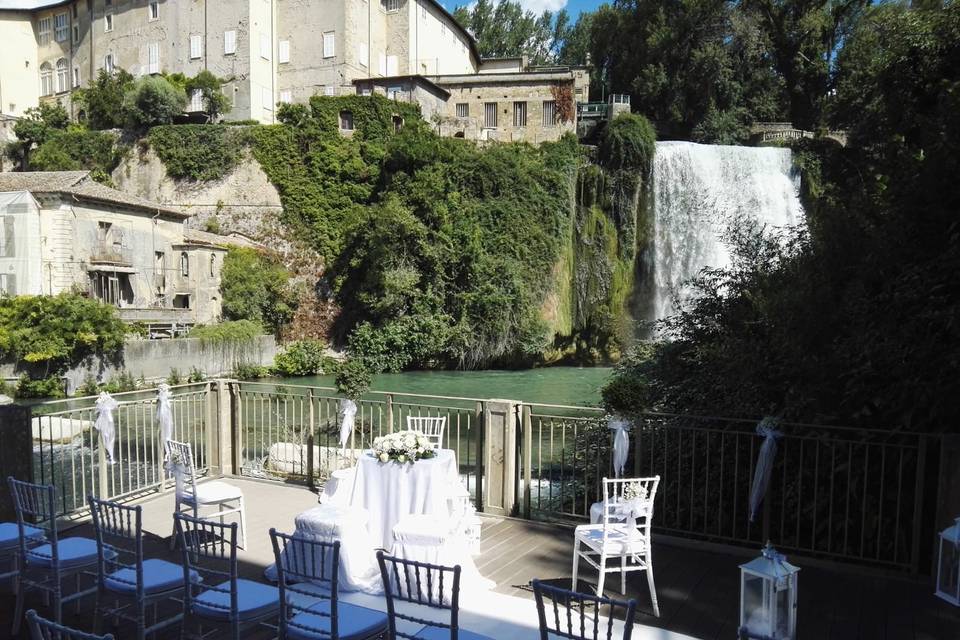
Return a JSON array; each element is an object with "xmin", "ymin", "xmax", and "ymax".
[
  {"xmin": 0, "ymin": 1, "xmax": 69, "ymax": 10},
  {"xmin": 0, "ymin": 171, "xmax": 187, "ymax": 219}
]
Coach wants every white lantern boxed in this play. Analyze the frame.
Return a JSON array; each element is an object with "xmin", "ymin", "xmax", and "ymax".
[
  {"xmin": 935, "ymin": 517, "xmax": 960, "ymax": 606},
  {"xmin": 739, "ymin": 542, "xmax": 799, "ymax": 640}
]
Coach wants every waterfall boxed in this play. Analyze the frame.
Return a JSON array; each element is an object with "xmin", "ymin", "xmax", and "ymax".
[{"xmin": 648, "ymin": 141, "xmax": 804, "ymax": 321}]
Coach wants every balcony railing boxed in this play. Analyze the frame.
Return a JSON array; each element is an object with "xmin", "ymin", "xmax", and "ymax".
[
  {"xmin": 89, "ymin": 244, "xmax": 134, "ymax": 267},
  {"xmin": 12, "ymin": 380, "xmax": 947, "ymax": 573}
]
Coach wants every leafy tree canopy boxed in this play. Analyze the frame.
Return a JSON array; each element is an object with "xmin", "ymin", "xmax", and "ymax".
[
  {"xmin": 121, "ymin": 75, "xmax": 188, "ymax": 130},
  {"xmin": 220, "ymin": 247, "xmax": 299, "ymax": 335}
]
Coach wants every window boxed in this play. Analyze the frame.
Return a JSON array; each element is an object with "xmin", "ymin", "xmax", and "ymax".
[
  {"xmin": 148, "ymin": 1, "xmax": 159, "ymax": 21},
  {"xmin": 189, "ymin": 89, "xmax": 203, "ymax": 112},
  {"xmin": 386, "ymin": 86, "xmax": 401, "ymax": 99},
  {"xmin": 0, "ymin": 274, "xmax": 17, "ymax": 296},
  {"xmin": 484, "ymin": 102, "xmax": 497, "ymax": 128},
  {"xmin": 456, "ymin": 103, "xmax": 469, "ymax": 118},
  {"xmin": 440, "ymin": 23, "xmax": 446, "ymax": 37},
  {"xmin": 104, "ymin": 53, "xmax": 115, "ymax": 73},
  {"xmin": 386, "ymin": 55, "xmax": 398, "ymax": 76},
  {"xmin": 172, "ymin": 294, "xmax": 190, "ymax": 309},
  {"xmin": 260, "ymin": 33, "xmax": 270, "ymax": 60},
  {"xmin": 147, "ymin": 42, "xmax": 159, "ymax": 74},
  {"xmin": 324, "ymin": 85, "xmax": 335, "ymax": 96},
  {"xmin": 322, "ymin": 32, "xmax": 335, "ymax": 58},
  {"xmin": 339, "ymin": 110, "xmax": 354, "ymax": 130},
  {"xmin": 104, "ymin": 14, "xmax": 113, "ymax": 32},
  {"xmin": 0, "ymin": 215, "xmax": 15, "ymax": 258},
  {"xmin": 278, "ymin": 40, "xmax": 290, "ymax": 64},
  {"xmin": 54, "ymin": 13, "xmax": 69, "ymax": 42},
  {"xmin": 73, "ymin": 67, "xmax": 81, "ymax": 88},
  {"xmin": 209, "ymin": 253, "xmax": 216, "ymax": 277},
  {"xmin": 56, "ymin": 58, "xmax": 68, "ymax": 93},
  {"xmin": 393, "ymin": 115, "xmax": 403, "ymax": 132},
  {"xmin": 358, "ymin": 42, "xmax": 368, "ymax": 67},
  {"xmin": 513, "ymin": 101, "xmax": 527, "ymax": 127},
  {"xmin": 382, "ymin": 0, "xmax": 401, "ymax": 12},
  {"xmin": 224, "ymin": 30, "xmax": 237, "ymax": 55},
  {"xmin": 189, "ymin": 34, "xmax": 202, "ymax": 59},
  {"xmin": 279, "ymin": 89, "xmax": 292, "ymax": 104},
  {"xmin": 38, "ymin": 17, "xmax": 52, "ymax": 45},
  {"xmin": 39, "ymin": 62, "xmax": 54, "ymax": 96},
  {"xmin": 262, "ymin": 87, "xmax": 273, "ymax": 110},
  {"xmin": 72, "ymin": 24, "xmax": 79, "ymax": 43},
  {"xmin": 180, "ymin": 252, "xmax": 189, "ymax": 277},
  {"xmin": 542, "ymin": 100, "xmax": 556, "ymax": 127}
]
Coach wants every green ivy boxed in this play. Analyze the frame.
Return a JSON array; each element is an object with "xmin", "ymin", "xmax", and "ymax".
[{"xmin": 148, "ymin": 125, "xmax": 252, "ymax": 181}]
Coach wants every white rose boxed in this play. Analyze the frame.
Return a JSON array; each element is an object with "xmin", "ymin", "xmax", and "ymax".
[
  {"xmin": 379, "ymin": 453, "xmax": 389, "ymax": 463},
  {"xmin": 397, "ymin": 454, "xmax": 406, "ymax": 463},
  {"xmin": 417, "ymin": 447, "xmax": 424, "ymax": 454}
]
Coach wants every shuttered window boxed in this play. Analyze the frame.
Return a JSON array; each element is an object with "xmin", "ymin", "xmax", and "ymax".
[
  {"xmin": 513, "ymin": 101, "xmax": 527, "ymax": 127},
  {"xmin": 0, "ymin": 216, "xmax": 15, "ymax": 258},
  {"xmin": 358, "ymin": 42, "xmax": 368, "ymax": 67},
  {"xmin": 54, "ymin": 13, "xmax": 69, "ymax": 42},
  {"xmin": 260, "ymin": 33, "xmax": 271, "ymax": 60},
  {"xmin": 190, "ymin": 35, "xmax": 203, "ymax": 59},
  {"xmin": 38, "ymin": 17, "xmax": 52, "ymax": 45},
  {"xmin": 189, "ymin": 89, "xmax": 203, "ymax": 112},
  {"xmin": 542, "ymin": 100, "xmax": 556, "ymax": 127},
  {"xmin": 484, "ymin": 102, "xmax": 497, "ymax": 128},
  {"xmin": 148, "ymin": 42, "xmax": 159, "ymax": 74},
  {"xmin": 224, "ymin": 30, "xmax": 237, "ymax": 55},
  {"xmin": 279, "ymin": 90, "xmax": 292, "ymax": 104},
  {"xmin": 278, "ymin": 40, "xmax": 290, "ymax": 63},
  {"xmin": 456, "ymin": 103, "xmax": 469, "ymax": 118},
  {"xmin": 323, "ymin": 32, "xmax": 335, "ymax": 58}
]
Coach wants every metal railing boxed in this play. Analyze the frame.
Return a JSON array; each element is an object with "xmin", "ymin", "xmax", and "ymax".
[
  {"xmin": 521, "ymin": 404, "xmax": 938, "ymax": 571},
  {"xmin": 233, "ymin": 382, "xmax": 485, "ymax": 505},
  {"xmin": 30, "ymin": 382, "xmax": 213, "ymax": 518}
]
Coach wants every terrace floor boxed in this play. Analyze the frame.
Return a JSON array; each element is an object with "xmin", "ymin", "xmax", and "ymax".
[{"xmin": 1, "ymin": 477, "xmax": 957, "ymax": 639}]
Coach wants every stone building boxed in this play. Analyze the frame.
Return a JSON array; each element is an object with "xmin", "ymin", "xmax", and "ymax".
[
  {"xmin": 0, "ymin": 0, "xmax": 589, "ymax": 143},
  {"xmin": 0, "ymin": 170, "xmax": 250, "ymax": 327}
]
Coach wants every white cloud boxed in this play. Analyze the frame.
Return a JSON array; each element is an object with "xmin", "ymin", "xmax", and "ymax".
[{"xmin": 516, "ymin": 0, "xmax": 567, "ymax": 12}]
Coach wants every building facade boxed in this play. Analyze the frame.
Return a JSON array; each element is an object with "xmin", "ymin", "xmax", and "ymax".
[
  {"xmin": 0, "ymin": 170, "xmax": 243, "ymax": 326},
  {"xmin": 0, "ymin": 0, "xmax": 589, "ymax": 143}
]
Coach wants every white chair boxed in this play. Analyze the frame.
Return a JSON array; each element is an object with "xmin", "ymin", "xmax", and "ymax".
[
  {"xmin": 166, "ymin": 440, "xmax": 247, "ymax": 549},
  {"xmin": 391, "ymin": 514, "xmax": 464, "ymax": 567},
  {"xmin": 572, "ymin": 476, "xmax": 660, "ymax": 616},
  {"xmin": 406, "ymin": 415, "xmax": 446, "ymax": 450}
]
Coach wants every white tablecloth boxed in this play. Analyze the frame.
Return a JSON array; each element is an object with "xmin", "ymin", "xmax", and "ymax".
[
  {"xmin": 349, "ymin": 448, "xmax": 461, "ymax": 550},
  {"xmin": 264, "ymin": 504, "xmax": 382, "ymax": 593}
]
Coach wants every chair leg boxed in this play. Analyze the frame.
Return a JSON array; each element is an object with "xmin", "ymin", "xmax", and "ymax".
[
  {"xmin": 238, "ymin": 497, "xmax": 247, "ymax": 549},
  {"xmin": 571, "ymin": 538, "xmax": 580, "ymax": 590},
  {"xmin": 621, "ymin": 554, "xmax": 627, "ymax": 595},
  {"xmin": 53, "ymin": 588, "xmax": 63, "ymax": 625},
  {"xmin": 170, "ymin": 503, "xmax": 180, "ymax": 551},
  {"xmin": 596, "ymin": 553, "xmax": 607, "ymax": 597},
  {"xmin": 646, "ymin": 553, "xmax": 660, "ymax": 617},
  {"xmin": 75, "ymin": 572, "xmax": 83, "ymax": 614},
  {"xmin": 93, "ymin": 591, "xmax": 103, "ymax": 634},
  {"xmin": 10, "ymin": 573, "xmax": 26, "ymax": 635}
]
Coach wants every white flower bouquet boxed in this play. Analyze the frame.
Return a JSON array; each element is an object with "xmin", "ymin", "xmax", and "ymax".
[
  {"xmin": 371, "ymin": 430, "xmax": 435, "ymax": 464},
  {"xmin": 622, "ymin": 481, "xmax": 649, "ymax": 502}
]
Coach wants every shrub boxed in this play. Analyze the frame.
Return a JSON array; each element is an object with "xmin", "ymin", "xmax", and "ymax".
[
  {"xmin": 167, "ymin": 368, "xmax": 183, "ymax": 385},
  {"xmin": 148, "ymin": 125, "xmax": 251, "ymax": 181},
  {"xmin": 188, "ymin": 320, "xmax": 264, "ymax": 346},
  {"xmin": 101, "ymin": 370, "xmax": 139, "ymax": 394},
  {"xmin": 188, "ymin": 367, "xmax": 206, "ymax": 383},
  {"xmin": 334, "ymin": 358, "xmax": 372, "ymax": 400},
  {"xmin": 122, "ymin": 76, "xmax": 187, "ymax": 130},
  {"xmin": 185, "ymin": 70, "xmax": 231, "ymax": 120},
  {"xmin": 77, "ymin": 373, "xmax": 100, "ymax": 397},
  {"xmin": 597, "ymin": 113, "xmax": 656, "ymax": 173},
  {"xmin": 233, "ymin": 363, "xmax": 269, "ymax": 380},
  {"xmin": 30, "ymin": 129, "xmax": 126, "ymax": 175},
  {"xmin": 16, "ymin": 374, "xmax": 65, "ymax": 399},
  {"xmin": 273, "ymin": 339, "xmax": 330, "ymax": 376},
  {"xmin": 76, "ymin": 69, "xmax": 135, "ymax": 130},
  {"xmin": 219, "ymin": 248, "xmax": 298, "ymax": 334}
]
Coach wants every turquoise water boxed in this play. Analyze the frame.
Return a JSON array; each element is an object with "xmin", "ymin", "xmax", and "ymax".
[{"xmin": 270, "ymin": 366, "xmax": 613, "ymax": 407}]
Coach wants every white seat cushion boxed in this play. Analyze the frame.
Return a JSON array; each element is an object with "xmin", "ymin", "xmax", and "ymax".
[
  {"xmin": 182, "ymin": 481, "xmax": 243, "ymax": 505},
  {"xmin": 575, "ymin": 524, "xmax": 648, "ymax": 555}
]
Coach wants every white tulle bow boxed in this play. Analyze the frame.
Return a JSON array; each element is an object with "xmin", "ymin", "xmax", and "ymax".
[
  {"xmin": 608, "ymin": 416, "xmax": 631, "ymax": 478},
  {"xmin": 157, "ymin": 384, "xmax": 174, "ymax": 460},
  {"xmin": 749, "ymin": 417, "xmax": 782, "ymax": 522},
  {"xmin": 95, "ymin": 392, "xmax": 119, "ymax": 464},
  {"xmin": 339, "ymin": 399, "xmax": 358, "ymax": 449}
]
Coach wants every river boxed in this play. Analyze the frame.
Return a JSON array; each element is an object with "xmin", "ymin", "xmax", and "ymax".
[{"xmin": 267, "ymin": 366, "xmax": 612, "ymax": 407}]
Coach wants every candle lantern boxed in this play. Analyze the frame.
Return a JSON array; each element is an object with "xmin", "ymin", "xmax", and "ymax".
[
  {"xmin": 935, "ymin": 517, "xmax": 960, "ymax": 606},
  {"xmin": 738, "ymin": 542, "xmax": 799, "ymax": 640}
]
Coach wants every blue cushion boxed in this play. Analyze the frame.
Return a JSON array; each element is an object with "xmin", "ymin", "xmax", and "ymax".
[
  {"xmin": 413, "ymin": 625, "xmax": 494, "ymax": 640},
  {"xmin": 0, "ymin": 522, "xmax": 44, "ymax": 550},
  {"xmin": 193, "ymin": 579, "xmax": 281, "ymax": 621},
  {"xmin": 26, "ymin": 537, "xmax": 100, "ymax": 569},
  {"xmin": 104, "ymin": 558, "xmax": 200, "ymax": 595},
  {"xmin": 287, "ymin": 601, "xmax": 388, "ymax": 640}
]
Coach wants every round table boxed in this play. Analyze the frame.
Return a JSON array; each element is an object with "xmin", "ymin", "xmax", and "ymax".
[{"xmin": 349, "ymin": 448, "xmax": 461, "ymax": 550}]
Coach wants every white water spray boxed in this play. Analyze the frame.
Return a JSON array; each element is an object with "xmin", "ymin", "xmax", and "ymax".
[{"xmin": 649, "ymin": 141, "xmax": 804, "ymax": 320}]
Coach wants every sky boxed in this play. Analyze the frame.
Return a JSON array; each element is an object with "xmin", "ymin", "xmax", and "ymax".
[{"xmin": 443, "ymin": 0, "xmax": 606, "ymax": 21}]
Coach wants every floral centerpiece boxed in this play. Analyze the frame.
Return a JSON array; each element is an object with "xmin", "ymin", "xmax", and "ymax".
[{"xmin": 371, "ymin": 430, "xmax": 435, "ymax": 464}]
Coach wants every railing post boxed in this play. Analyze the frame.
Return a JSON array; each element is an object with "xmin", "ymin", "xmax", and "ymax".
[
  {"xmin": 204, "ymin": 382, "xmax": 216, "ymax": 474},
  {"xmin": 98, "ymin": 438, "xmax": 109, "ymax": 499},
  {"xmin": 387, "ymin": 394, "xmax": 395, "ymax": 433},
  {"xmin": 216, "ymin": 379, "xmax": 235, "ymax": 476},
  {"xmin": 482, "ymin": 399, "xmax": 518, "ymax": 517},
  {"xmin": 307, "ymin": 388, "xmax": 315, "ymax": 491},
  {"xmin": 910, "ymin": 435, "xmax": 929, "ymax": 574},
  {"xmin": 475, "ymin": 401, "xmax": 484, "ymax": 512},
  {"xmin": 0, "ymin": 404, "xmax": 33, "ymax": 520},
  {"xmin": 522, "ymin": 404, "xmax": 532, "ymax": 520}
]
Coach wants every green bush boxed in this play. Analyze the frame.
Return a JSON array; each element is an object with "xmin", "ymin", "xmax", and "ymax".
[
  {"xmin": 122, "ymin": 76, "xmax": 187, "ymax": 130},
  {"xmin": 30, "ymin": 129, "xmax": 126, "ymax": 176},
  {"xmin": 233, "ymin": 363, "xmax": 269, "ymax": 380},
  {"xmin": 148, "ymin": 125, "xmax": 251, "ymax": 181},
  {"xmin": 77, "ymin": 373, "xmax": 100, "ymax": 397},
  {"xmin": 188, "ymin": 320, "xmax": 264, "ymax": 346},
  {"xmin": 188, "ymin": 367, "xmax": 206, "ymax": 383},
  {"xmin": 166, "ymin": 369, "xmax": 183, "ymax": 385},
  {"xmin": 334, "ymin": 358, "xmax": 373, "ymax": 400},
  {"xmin": 273, "ymin": 339, "xmax": 330, "ymax": 376},
  {"xmin": 101, "ymin": 370, "xmax": 140, "ymax": 394},
  {"xmin": 75, "ymin": 69, "xmax": 134, "ymax": 130},
  {"xmin": 16, "ymin": 374, "xmax": 64, "ymax": 399},
  {"xmin": 219, "ymin": 248, "xmax": 298, "ymax": 334},
  {"xmin": 597, "ymin": 113, "xmax": 656, "ymax": 173}
]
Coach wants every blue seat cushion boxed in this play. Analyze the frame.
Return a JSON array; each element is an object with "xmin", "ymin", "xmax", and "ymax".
[
  {"xmin": 26, "ymin": 537, "xmax": 100, "ymax": 569},
  {"xmin": 104, "ymin": 558, "xmax": 200, "ymax": 595},
  {"xmin": 414, "ymin": 625, "xmax": 494, "ymax": 640},
  {"xmin": 193, "ymin": 579, "xmax": 281, "ymax": 621},
  {"xmin": 287, "ymin": 601, "xmax": 388, "ymax": 640},
  {"xmin": 0, "ymin": 522, "xmax": 44, "ymax": 550}
]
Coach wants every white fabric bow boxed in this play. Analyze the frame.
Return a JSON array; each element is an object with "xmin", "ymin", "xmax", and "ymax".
[
  {"xmin": 95, "ymin": 392, "xmax": 119, "ymax": 464},
  {"xmin": 339, "ymin": 399, "xmax": 358, "ymax": 449},
  {"xmin": 157, "ymin": 384, "xmax": 174, "ymax": 460},
  {"xmin": 749, "ymin": 417, "xmax": 782, "ymax": 522},
  {"xmin": 608, "ymin": 416, "xmax": 631, "ymax": 478}
]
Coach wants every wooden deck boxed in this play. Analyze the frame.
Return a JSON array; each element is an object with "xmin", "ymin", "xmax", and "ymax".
[{"xmin": 1, "ymin": 477, "xmax": 957, "ymax": 639}]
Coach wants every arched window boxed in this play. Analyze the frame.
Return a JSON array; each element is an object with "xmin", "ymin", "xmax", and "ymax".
[
  {"xmin": 180, "ymin": 252, "xmax": 189, "ymax": 277},
  {"xmin": 39, "ymin": 62, "xmax": 54, "ymax": 96},
  {"xmin": 56, "ymin": 58, "xmax": 69, "ymax": 93},
  {"xmin": 209, "ymin": 253, "xmax": 216, "ymax": 277}
]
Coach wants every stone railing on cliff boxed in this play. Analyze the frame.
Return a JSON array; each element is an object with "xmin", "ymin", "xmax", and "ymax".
[{"xmin": 751, "ymin": 122, "xmax": 849, "ymax": 147}]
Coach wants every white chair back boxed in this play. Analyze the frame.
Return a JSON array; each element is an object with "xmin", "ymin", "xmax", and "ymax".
[
  {"xmin": 164, "ymin": 440, "xmax": 198, "ymax": 498},
  {"xmin": 600, "ymin": 476, "xmax": 659, "ymax": 542},
  {"xmin": 406, "ymin": 416, "xmax": 446, "ymax": 450}
]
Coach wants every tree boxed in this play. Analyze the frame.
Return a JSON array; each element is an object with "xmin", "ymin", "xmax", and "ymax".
[
  {"xmin": 220, "ymin": 247, "xmax": 299, "ymax": 335},
  {"xmin": 186, "ymin": 70, "xmax": 231, "ymax": 120},
  {"xmin": 74, "ymin": 69, "xmax": 134, "ymax": 130},
  {"xmin": 453, "ymin": 0, "xmax": 565, "ymax": 64},
  {"xmin": 121, "ymin": 75, "xmax": 187, "ymax": 129},
  {"xmin": 5, "ymin": 103, "xmax": 69, "ymax": 169}
]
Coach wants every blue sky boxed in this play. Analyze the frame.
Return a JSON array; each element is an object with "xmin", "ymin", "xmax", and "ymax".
[{"xmin": 444, "ymin": 0, "xmax": 606, "ymax": 21}]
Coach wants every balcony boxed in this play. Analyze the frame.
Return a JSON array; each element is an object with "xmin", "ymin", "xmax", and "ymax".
[{"xmin": 89, "ymin": 243, "xmax": 134, "ymax": 267}]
